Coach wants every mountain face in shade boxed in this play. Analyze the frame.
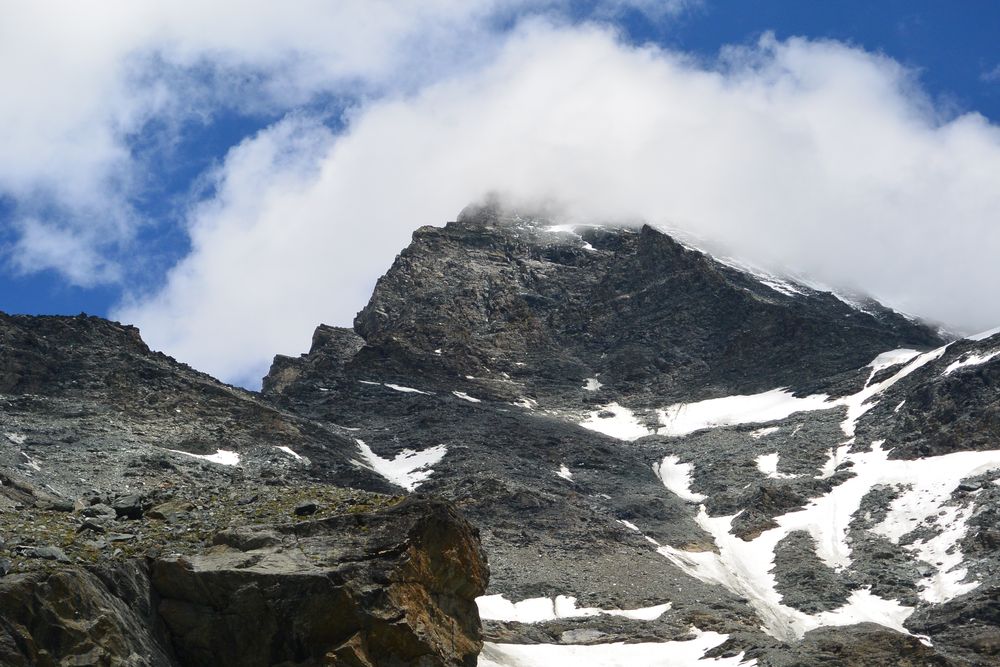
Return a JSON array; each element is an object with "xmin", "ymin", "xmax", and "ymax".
[{"xmin": 4, "ymin": 204, "xmax": 1000, "ymax": 666}]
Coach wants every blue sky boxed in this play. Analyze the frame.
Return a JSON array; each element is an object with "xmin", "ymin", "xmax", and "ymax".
[{"xmin": 1, "ymin": 1, "xmax": 999, "ymax": 385}]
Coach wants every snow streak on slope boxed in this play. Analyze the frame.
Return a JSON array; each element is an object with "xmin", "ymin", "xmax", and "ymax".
[
  {"xmin": 479, "ymin": 627, "xmax": 755, "ymax": 667},
  {"xmin": 655, "ymin": 441, "xmax": 1000, "ymax": 640},
  {"xmin": 943, "ymin": 350, "xmax": 1000, "ymax": 375},
  {"xmin": 477, "ymin": 594, "xmax": 670, "ymax": 623},
  {"xmin": 654, "ymin": 456, "xmax": 706, "ymax": 502},
  {"xmin": 968, "ymin": 326, "xmax": 1000, "ymax": 342},
  {"xmin": 658, "ymin": 390, "xmax": 830, "ymax": 437},
  {"xmin": 352, "ymin": 439, "xmax": 446, "ymax": 491},
  {"xmin": 166, "ymin": 448, "xmax": 240, "ymax": 466},
  {"xmin": 654, "ymin": 346, "xmax": 948, "ymax": 439}
]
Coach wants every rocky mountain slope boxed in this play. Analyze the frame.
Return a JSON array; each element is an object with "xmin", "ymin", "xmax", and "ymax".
[
  {"xmin": 265, "ymin": 205, "xmax": 999, "ymax": 666},
  {"xmin": 3, "ymin": 204, "xmax": 1000, "ymax": 665},
  {"xmin": 0, "ymin": 314, "xmax": 487, "ymax": 666}
]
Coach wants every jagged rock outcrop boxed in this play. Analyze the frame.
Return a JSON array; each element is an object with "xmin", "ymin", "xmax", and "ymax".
[
  {"xmin": 0, "ymin": 497, "xmax": 487, "ymax": 667},
  {"xmin": 152, "ymin": 497, "xmax": 487, "ymax": 667}
]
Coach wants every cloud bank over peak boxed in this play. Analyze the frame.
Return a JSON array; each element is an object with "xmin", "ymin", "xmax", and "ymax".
[
  {"xmin": 4, "ymin": 1, "xmax": 673, "ymax": 283},
  {"xmin": 110, "ymin": 21, "xmax": 1000, "ymax": 385},
  {"xmin": 3, "ymin": 4, "xmax": 999, "ymax": 385}
]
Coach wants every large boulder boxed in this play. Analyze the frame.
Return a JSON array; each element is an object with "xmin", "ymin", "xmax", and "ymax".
[{"xmin": 0, "ymin": 498, "xmax": 488, "ymax": 667}]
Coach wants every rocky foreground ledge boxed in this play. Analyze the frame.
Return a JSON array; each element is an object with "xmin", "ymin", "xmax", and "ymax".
[{"xmin": 0, "ymin": 492, "xmax": 488, "ymax": 667}]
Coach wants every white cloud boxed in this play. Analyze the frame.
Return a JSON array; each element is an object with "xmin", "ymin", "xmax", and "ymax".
[
  {"xmin": 4, "ymin": 1, "xmax": 643, "ymax": 282},
  {"xmin": 111, "ymin": 22, "xmax": 1000, "ymax": 386}
]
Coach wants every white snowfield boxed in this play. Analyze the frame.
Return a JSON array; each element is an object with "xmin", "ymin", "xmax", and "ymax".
[
  {"xmin": 512, "ymin": 340, "xmax": 999, "ymax": 658},
  {"xmin": 583, "ymin": 377, "xmax": 603, "ymax": 391},
  {"xmin": 352, "ymin": 439, "xmax": 446, "ymax": 491},
  {"xmin": 579, "ymin": 402, "xmax": 651, "ymax": 441},
  {"xmin": 556, "ymin": 464, "xmax": 573, "ymax": 481},
  {"xmin": 652, "ymin": 346, "xmax": 947, "ymax": 439},
  {"xmin": 652, "ymin": 439, "xmax": 1000, "ymax": 640},
  {"xmin": 479, "ymin": 627, "xmax": 754, "ymax": 667},
  {"xmin": 658, "ymin": 390, "xmax": 831, "ymax": 438},
  {"xmin": 166, "ymin": 448, "xmax": 240, "ymax": 466},
  {"xmin": 476, "ymin": 594, "xmax": 670, "ymax": 623}
]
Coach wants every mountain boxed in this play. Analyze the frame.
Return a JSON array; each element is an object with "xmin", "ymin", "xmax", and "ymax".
[{"xmin": 3, "ymin": 204, "xmax": 1000, "ymax": 666}]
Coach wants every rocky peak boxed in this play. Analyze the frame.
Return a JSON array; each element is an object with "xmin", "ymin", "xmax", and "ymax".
[{"xmin": 274, "ymin": 206, "xmax": 943, "ymax": 406}]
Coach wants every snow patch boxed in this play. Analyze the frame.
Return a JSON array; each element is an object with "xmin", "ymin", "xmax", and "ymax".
[
  {"xmin": 167, "ymin": 449, "xmax": 240, "ymax": 466},
  {"xmin": 582, "ymin": 377, "xmax": 603, "ymax": 391},
  {"xmin": 453, "ymin": 391, "xmax": 481, "ymax": 403},
  {"xmin": 817, "ymin": 442, "xmax": 853, "ymax": 479},
  {"xmin": 513, "ymin": 397, "xmax": 537, "ymax": 410},
  {"xmin": 654, "ymin": 456, "xmax": 706, "ymax": 502},
  {"xmin": 656, "ymin": 344, "xmax": 948, "ymax": 439},
  {"xmin": 750, "ymin": 427, "xmax": 780, "ymax": 439},
  {"xmin": 943, "ymin": 350, "xmax": 1000, "ymax": 375},
  {"xmin": 658, "ymin": 390, "xmax": 830, "ymax": 437},
  {"xmin": 385, "ymin": 383, "xmax": 430, "ymax": 395},
  {"xmin": 868, "ymin": 348, "xmax": 921, "ymax": 373},
  {"xmin": 476, "ymin": 594, "xmax": 670, "ymax": 623},
  {"xmin": 556, "ymin": 464, "xmax": 573, "ymax": 481},
  {"xmin": 5, "ymin": 433, "xmax": 26, "ymax": 446},
  {"xmin": 353, "ymin": 439, "xmax": 446, "ymax": 492},
  {"xmin": 275, "ymin": 446, "xmax": 304, "ymax": 461},
  {"xmin": 20, "ymin": 451, "xmax": 41, "ymax": 471},
  {"xmin": 580, "ymin": 403, "xmax": 652, "ymax": 441},
  {"xmin": 361, "ymin": 381, "xmax": 433, "ymax": 395},
  {"xmin": 755, "ymin": 453, "xmax": 794, "ymax": 479}
]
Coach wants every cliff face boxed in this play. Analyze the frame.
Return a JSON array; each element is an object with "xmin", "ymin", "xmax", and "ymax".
[{"xmin": 0, "ymin": 497, "xmax": 487, "ymax": 667}]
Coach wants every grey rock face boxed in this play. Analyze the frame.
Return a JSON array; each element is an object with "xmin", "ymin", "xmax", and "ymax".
[{"xmin": 0, "ymin": 497, "xmax": 488, "ymax": 667}]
